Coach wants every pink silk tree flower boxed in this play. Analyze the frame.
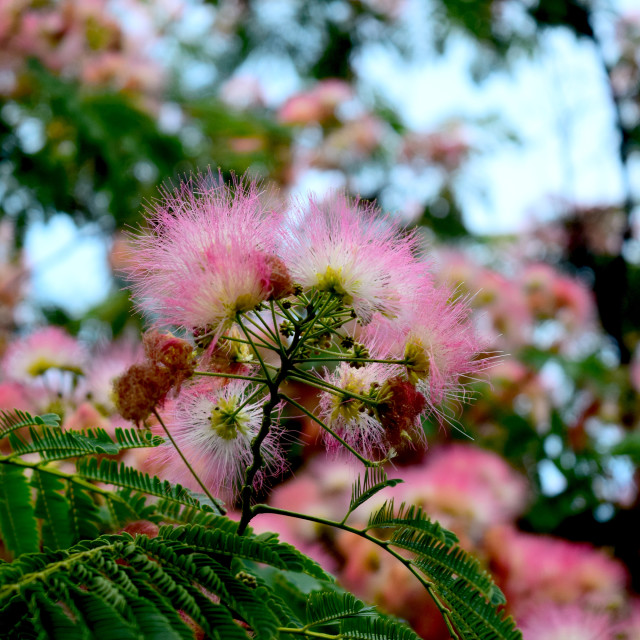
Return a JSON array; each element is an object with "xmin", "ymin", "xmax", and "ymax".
[
  {"xmin": 316, "ymin": 362, "xmax": 417, "ymax": 458},
  {"xmin": 280, "ymin": 193, "xmax": 428, "ymax": 323},
  {"xmin": 363, "ymin": 282, "xmax": 490, "ymax": 420},
  {"xmin": 485, "ymin": 526, "xmax": 627, "ymax": 614},
  {"xmin": 125, "ymin": 174, "xmax": 291, "ymax": 340},
  {"xmin": 519, "ymin": 603, "xmax": 615, "ymax": 640},
  {"xmin": 157, "ymin": 379, "xmax": 284, "ymax": 501},
  {"xmin": 2, "ymin": 326, "xmax": 88, "ymax": 381}
]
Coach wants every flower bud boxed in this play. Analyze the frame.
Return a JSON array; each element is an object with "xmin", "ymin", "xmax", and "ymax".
[{"xmin": 113, "ymin": 362, "xmax": 173, "ymax": 423}]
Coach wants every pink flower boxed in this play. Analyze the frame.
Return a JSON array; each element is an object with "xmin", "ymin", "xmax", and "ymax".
[
  {"xmin": 80, "ymin": 339, "xmax": 143, "ymax": 415},
  {"xmin": 519, "ymin": 603, "xmax": 614, "ymax": 640},
  {"xmin": 388, "ymin": 445, "xmax": 528, "ymax": 538},
  {"xmin": 0, "ymin": 381, "xmax": 35, "ymax": 412},
  {"xmin": 363, "ymin": 283, "xmax": 489, "ymax": 419},
  {"xmin": 485, "ymin": 526, "xmax": 627, "ymax": 614},
  {"xmin": 157, "ymin": 379, "xmax": 284, "ymax": 501},
  {"xmin": 615, "ymin": 600, "xmax": 640, "ymax": 640},
  {"xmin": 2, "ymin": 327, "xmax": 87, "ymax": 381},
  {"xmin": 317, "ymin": 362, "xmax": 408, "ymax": 457},
  {"xmin": 278, "ymin": 79, "xmax": 352, "ymax": 125},
  {"xmin": 281, "ymin": 193, "xmax": 427, "ymax": 322},
  {"xmin": 125, "ymin": 174, "xmax": 289, "ymax": 339}
]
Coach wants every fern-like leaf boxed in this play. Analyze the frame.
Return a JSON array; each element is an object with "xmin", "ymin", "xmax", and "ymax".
[
  {"xmin": 306, "ymin": 591, "xmax": 375, "ymax": 627},
  {"xmin": 340, "ymin": 615, "xmax": 422, "ymax": 640},
  {"xmin": 366, "ymin": 500, "xmax": 458, "ymax": 546},
  {"xmin": 436, "ymin": 579, "xmax": 521, "ymax": 640},
  {"xmin": 0, "ymin": 410, "xmax": 60, "ymax": 439},
  {"xmin": 31, "ymin": 470, "xmax": 73, "ymax": 551},
  {"xmin": 391, "ymin": 529, "xmax": 505, "ymax": 605},
  {"xmin": 160, "ymin": 524, "xmax": 333, "ymax": 582},
  {"xmin": 75, "ymin": 458, "xmax": 224, "ymax": 513},
  {"xmin": 347, "ymin": 469, "xmax": 403, "ymax": 516},
  {"xmin": 8, "ymin": 426, "xmax": 163, "ymax": 461},
  {"xmin": 0, "ymin": 464, "xmax": 38, "ymax": 558},
  {"xmin": 66, "ymin": 479, "xmax": 102, "ymax": 542}
]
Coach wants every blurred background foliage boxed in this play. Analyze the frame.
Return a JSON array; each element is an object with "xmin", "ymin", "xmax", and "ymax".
[{"xmin": 1, "ymin": 0, "xmax": 640, "ymax": 636}]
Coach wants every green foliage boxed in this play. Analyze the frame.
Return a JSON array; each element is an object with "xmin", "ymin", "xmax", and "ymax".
[
  {"xmin": 0, "ymin": 407, "xmax": 520, "ymax": 639},
  {"xmin": 0, "ymin": 409, "xmax": 60, "ymax": 438},
  {"xmin": 347, "ymin": 468, "xmax": 403, "ymax": 517},
  {"xmin": 365, "ymin": 501, "xmax": 520, "ymax": 640},
  {"xmin": 0, "ymin": 411, "xmax": 223, "ymax": 559},
  {"xmin": 0, "ymin": 524, "xmax": 422, "ymax": 640},
  {"xmin": 365, "ymin": 499, "xmax": 459, "ymax": 546}
]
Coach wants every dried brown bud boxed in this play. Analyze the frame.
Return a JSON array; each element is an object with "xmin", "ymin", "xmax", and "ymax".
[
  {"xmin": 143, "ymin": 330, "xmax": 196, "ymax": 392},
  {"xmin": 377, "ymin": 377, "xmax": 427, "ymax": 448},
  {"xmin": 113, "ymin": 362, "xmax": 173, "ymax": 423},
  {"xmin": 265, "ymin": 254, "xmax": 295, "ymax": 300},
  {"xmin": 121, "ymin": 520, "xmax": 159, "ymax": 539}
]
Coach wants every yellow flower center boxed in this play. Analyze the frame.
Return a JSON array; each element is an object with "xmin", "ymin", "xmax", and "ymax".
[
  {"xmin": 404, "ymin": 339, "xmax": 430, "ymax": 384},
  {"xmin": 209, "ymin": 397, "xmax": 250, "ymax": 440},
  {"xmin": 316, "ymin": 266, "xmax": 354, "ymax": 304},
  {"xmin": 330, "ymin": 374, "xmax": 367, "ymax": 421}
]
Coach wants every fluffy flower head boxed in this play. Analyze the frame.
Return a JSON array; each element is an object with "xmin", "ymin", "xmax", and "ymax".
[
  {"xmin": 126, "ymin": 174, "xmax": 289, "ymax": 338},
  {"xmin": 364, "ymin": 283, "xmax": 488, "ymax": 418},
  {"xmin": 281, "ymin": 193, "xmax": 427, "ymax": 322},
  {"xmin": 519, "ymin": 604, "xmax": 614, "ymax": 640},
  {"xmin": 317, "ymin": 362, "xmax": 418, "ymax": 457},
  {"xmin": 159, "ymin": 379, "xmax": 284, "ymax": 500},
  {"xmin": 2, "ymin": 327, "xmax": 87, "ymax": 381}
]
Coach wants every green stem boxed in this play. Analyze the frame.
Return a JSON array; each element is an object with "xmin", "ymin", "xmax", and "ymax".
[
  {"xmin": 280, "ymin": 393, "xmax": 380, "ymax": 468},
  {"xmin": 228, "ymin": 384, "xmax": 267, "ymax": 420},
  {"xmin": 289, "ymin": 294, "xmax": 337, "ymax": 359},
  {"xmin": 269, "ymin": 300, "xmax": 286, "ymax": 350},
  {"xmin": 219, "ymin": 334, "xmax": 253, "ymax": 346},
  {"xmin": 152, "ymin": 409, "xmax": 219, "ymax": 508},
  {"xmin": 287, "ymin": 371, "xmax": 378, "ymax": 406},
  {"xmin": 252, "ymin": 505, "xmax": 460, "ymax": 640},
  {"xmin": 236, "ymin": 314, "xmax": 273, "ymax": 383},
  {"xmin": 294, "ymin": 356, "xmax": 407, "ymax": 366},
  {"xmin": 277, "ymin": 629, "xmax": 340, "ymax": 639},
  {"xmin": 244, "ymin": 312, "xmax": 280, "ymax": 347},
  {"xmin": 275, "ymin": 299, "xmax": 300, "ymax": 325},
  {"xmin": 194, "ymin": 370, "xmax": 268, "ymax": 382}
]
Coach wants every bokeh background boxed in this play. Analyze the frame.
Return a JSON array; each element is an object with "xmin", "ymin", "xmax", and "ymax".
[{"xmin": 1, "ymin": 1, "xmax": 640, "ymax": 638}]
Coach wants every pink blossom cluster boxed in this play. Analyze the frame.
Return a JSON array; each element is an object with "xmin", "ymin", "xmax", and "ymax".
[
  {"xmin": 0, "ymin": 0, "xmax": 164, "ymax": 96},
  {"xmin": 435, "ymin": 249, "xmax": 596, "ymax": 351},
  {"xmin": 122, "ymin": 173, "xmax": 489, "ymax": 492},
  {"xmin": 276, "ymin": 80, "xmax": 475, "ymax": 183},
  {"xmin": 400, "ymin": 126, "xmax": 472, "ymax": 173},
  {"xmin": 0, "ymin": 325, "xmax": 141, "ymax": 435}
]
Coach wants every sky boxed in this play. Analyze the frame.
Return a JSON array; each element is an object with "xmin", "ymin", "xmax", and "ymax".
[{"xmin": 23, "ymin": 0, "xmax": 634, "ymax": 315}]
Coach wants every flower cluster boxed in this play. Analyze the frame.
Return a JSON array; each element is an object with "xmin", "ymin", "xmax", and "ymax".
[
  {"xmin": 122, "ymin": 172, "xmax": 488, "ymax": 498},
  {"xmin": 0, "ymin": 0, "xmax": 165, "ymax": 96}
]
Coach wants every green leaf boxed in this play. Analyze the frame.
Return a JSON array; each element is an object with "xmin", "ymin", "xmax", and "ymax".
[
  {"xmin": 8, "ymin": 426, "xmax": 163, "ymax": 461},
  {"xmin": 75, "ymin": 458, "xmax": 204, "ymax": 509},
  {"xmin": 31, "ymin": 470, "xmax": 73, "ymax": 551},
  {"xmin": 306, "ymin": 591, "xmax": 375, "ymax": 627},
  {"xmin": 391, "ymin": 529, "xmax": 505, "ymax": 605},
  {"xmin": 366, "ymin": 500, "xmax": 458, "ymax": 546},
  {"xmin": 66, "ymin": 481, "xmax": 102, "ymax": 542},
  {"xmin": 0, "ymin": 464, "xmax": 39, "ymax": 558},
  {"xmin": 0, "ymin": 410, "xmax": 60, "ymax": 439},
  {"xmin": 348, "ymin": 468, "xmax": 403, "ymax": 516},
  {"xmin": 340, "ymin": 615, "xmax": 422, "ymax": 640}
]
